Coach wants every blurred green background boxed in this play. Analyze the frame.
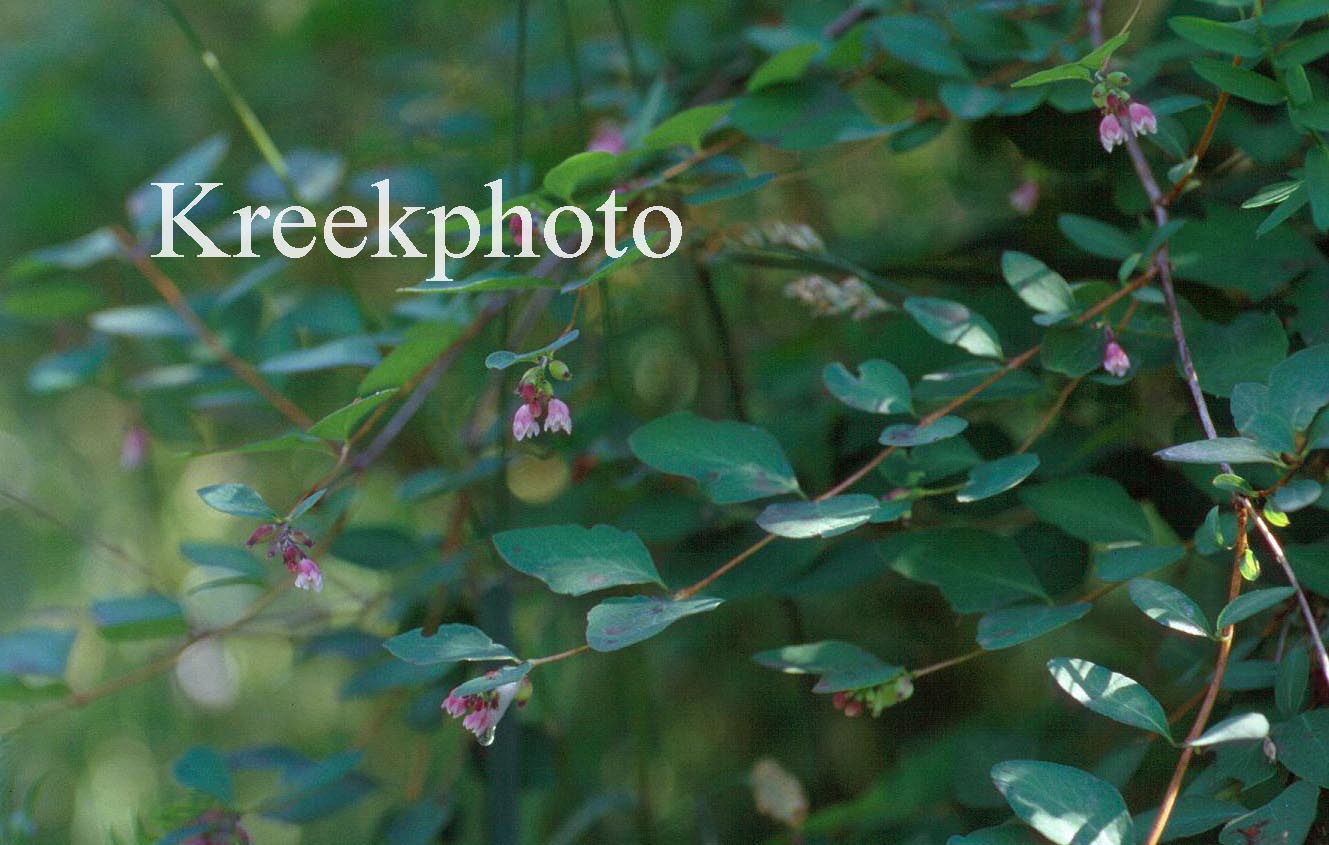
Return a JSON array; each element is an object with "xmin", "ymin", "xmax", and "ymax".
[{"xmin": 0, "ymin": 1, "xmax": 1261, "ymax": 843}]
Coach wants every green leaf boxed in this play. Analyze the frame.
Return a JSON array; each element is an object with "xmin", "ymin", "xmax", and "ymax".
[
  {"xmin": 400, "ymin": 271, "xmax": 555, "ymax": 294},
  {"xmin": 1095, "ymin": 544, "xmax": 1186, "ymax": 582},
  {"xmin": 196, "ymin": 483, "xmax": 277, "ymax": 520},
  {"xmin": 976, "ymin": 603, "xmax": 1090, "ymax": 651},
  {"xmin": 1001, "ymin": 252, "xmax": 1076, "ymax": 316},
  {"xmin": 752, "ymin": 640, "xmax": 906, "ymax": 693},
  {"xmin": 1047, "ymin": 658, "xmax": 1173, "ymax": 740},
  {"xmin": 1188, "ymin": 312, "xmax": 1288, "ymax": 397},
  {"xmin": 492, "ymin": 524, "xmax": 663, "ymax": 595},
  {"xmin": 822, "ymin": 360, "xmax": 913, "ymax": 414},
  {"xmin": 730, "ymin": 80, "xmax": 884, "ymax": 152},
  {"xmin": 289, "ymin": 489, "xmax": 325, "ymax": 521},
  {"xmin": 0, "ymin": 628, "xmax": 76, "ymax": 677},
  {"xmin": 1191, "ymin": 58, "xmax": 1285, "ymax": 105},
  {"xmin": 1128, "ymin": 579, "xmax": 1214, "ymax": 638},
  {"xmin": 173, "ymin": 746, "xmax": 235, "ymax": 805},
  {"xmin": 1154, "ymin": 436, "xmax": 1283, "ymax": 465},
  {"xmin": 903, "ymin": 297, "xmax": 1003, "ymax": 358},
  {"xmin": 585, "ymin": 596, "xmax": 723, "ymax": 652},
  {"xmin": 1230, "ymin": 382, "xmax": 1296, "ymax": 454},
  {"xmin": 991, "ymin": 760, "xmax": 1134, "ymax": 845},
  {"xmin": 172, "ymin": 744, "xmax": 235, "ymax": 807},
  {"xmin": 12, "ymin": 228, "xmax": 121, "ymax": 276},
  {"xmin": 938, "ymin": 83, "xmax": 1007, "ymax": 119},
  {"xmin": 1171, "ymin": 204, "xmax": 1318, "ymax": 297},
  {"xmin": 449, "ymin": 662, "xmax": 533, "ymax": 697},
  {"xmin": 484, "ymin": 330, "xmax": 579, "ymax": 370},
  {"xmin": 1240, "ymin": 179, "xmax": 1298, "ymax": 209},
  {"xmin": 383, "ymin": 624, "xmax": 517, "ymax": 665},
  {"xmin": 562, "ymin": 234, "xmax": 664, "ymax": 292},
  {"xmin": 629, "ymin": 412, "xmax": 800, "ymax": 504},
  {"xmin": 1216, "ymin": 587, "xmax": 1295, "ymax": 630},
  {"xmin": 640, "ymin": 103, "xmax": 731, "ymax": 151},
  {"xmin": 1168, "ymin": 16, "xmax": 1264, "ymax": 57},
  {"xmin": 1077, "ymin": 30, "xmax": 1130, "ymax": 70},
  {"xmin": 180, "ymin": 541, "xmax": 267, "ymax": 580},
  {"xmin": 869, "ymin": 15, "xmax": 970, "ymax": 78},
  {"xmin": 330, "ymin": 526, "xmax": 426, "ymax": 570},
  {"xmin": 359, "ymin": 322, "xmax": 463, "ymax": 394},
  {"xmin": 879, "ymin": 415, "xmax": 968, "ymax": 447},
  {"xmin": 957, "ymin": 454, "xmax": 1040, "ymax": 503},
  {"xmin": 1271, "ymin": 709, "xmax": 1329, "ymax": 787},
  {"xmin": 756, "ymin": 495, "xmax": 880, "ymax": 539},
  {"xmin": 1269, "ymin": 343, "xmax": 1329, "ymax": 431},
  {"xmin": 543, "ymin": 151, "xmax": 619, "ymax": 200},
  {"xmin": 92, "ymin": 593, "xmax": 187, "ymax": 641},
  {"xmin": 306, "ymin": 389, "xmax": 398, "ymax": 440},
  {"xmin": 1040, "ymin": 325, "xmax": 1106, "ymax": 378},
  {"xmin": 89, "ymin": 304, "xmax": 191, "ymax": 338},
  {"xmin": 748, "ymin": 43, "xmax": 820, "ymax": 91},
  {"xmin": 1019, "ymin": 476, "xmax": 1153, "ymax": 544},
  {"xmin": 1011, "ymin": 63, "xmax": 1093, "ymax": 88},
  {"xmin": 1278, "ymin": 646, "xmax": 1311, "ymax": 718},
  {"xmin": 258, "ymin": 336, "xmax": 382, "ymax": 375},
  {"xmin": 1218, "ymin": 780, "xmax": 1319, "ymax": 845},
  {"xmin": 1261, "ymin": 0, "xmax": 1329, "ymax": 26},
  {"xmin": 1306, "ymin": 146, "xmax": 1329, "ymax": 232},
  {"xmin": 27, "ymin": 341, "xmax": 108, "ymax": 394},
  {"xmin": 1190, "ymin": 712, "xmax": 1270, "ymax": 747},
  {"xmin": 1058, "ymin": 214, "xmax": 1137, "ymax": 260},
  {"xmin": 878, "ymin": 527, "xmax": 1046, "ymax": 613},
  {"xmin": 682, "ymin": 173, "xmax": 775, "ymax": 207},
  {"xmin": 1134, "ymin": 797, "xmax": 1245, "ymax": 842}
]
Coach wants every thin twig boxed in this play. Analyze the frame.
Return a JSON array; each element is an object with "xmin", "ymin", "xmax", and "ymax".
[
  {"xmin": 1142, "ymin": 529, "xmax": 1244, "ymax": 845},
  {"xmin": 695, "ymin": 258, "xmax": 748, "ymax": 421},
  {"xmin": 156, "ymin": 0, "xmax": 302, "ymax": 203},
  {"xmin": 674, "ymin": 270, "xmax": 1154, "ymax": 601},
  {"xmin": 0, "ymin": 488, "xmax": 158, "ymax": 583},
  {"xmin": 606, "ymin": 0, "xmax": 645, "ymax": 92}
]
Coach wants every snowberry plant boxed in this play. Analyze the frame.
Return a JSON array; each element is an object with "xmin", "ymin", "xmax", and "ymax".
[{"xmin": 6, "ymin": 0, "xmax": 1329, "ymax": 842}]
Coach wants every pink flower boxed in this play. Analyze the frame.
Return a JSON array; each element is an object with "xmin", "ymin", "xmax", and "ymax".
[
  {"xmin": 120, "ymin": 425, "xmax": 149, "ymax": 470},
  {"xmin": 1103, "ymin": 339, "xmax": 1131, "ymax": 377},
  {"xmin": 443, "ymin": 678, "xmax": 526, "ymax": 746},
  {"xmin": 1099, "ymin": 113, "xmax": 1125, "ymax": 152},
  {"xmin": 443, "ymin": 691, "xmax": 469, "ymax": 718},
  {"xmin": 246, "ymin": 524, "xmax": 276, "ymax": 547},
  {"xmin": 543, "ymin": 398, "xmax": 572, "ymax": 435},
  {"xmin": 588, "ymin": 123, "xmax": 626, "ymax": 155},
  {"xmin": 1008, "ymin": 180, "xmax": 1039, "ymax": 216},
  {"xmin": 508, "ymin": 211, "xmax": 534, "ymax": 251},
  {"xmin": 294, "ymin": 557, "xmax": 323, "ymax": 592},
  {"xmin": 1128, "ymin": 101, "xmax": 1157, "ymax": 136},
  {"xmin": 513, "ymin": 403, "xmax": 540, "ymax": 440}
]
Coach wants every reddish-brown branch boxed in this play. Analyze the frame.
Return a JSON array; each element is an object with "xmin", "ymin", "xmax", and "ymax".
[
  {"xmin": 1142, "ymin": 524, "xmax": 1245, "ymax": 845},
  {"xmin": 112, "ymin": 227, "xmax": 315, "ymax": 430}
]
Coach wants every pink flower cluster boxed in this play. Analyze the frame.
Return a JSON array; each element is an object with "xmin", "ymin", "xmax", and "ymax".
[
  {"xmin": 1099, "ymin": 100, "xmax": 1157, "ymax": 152},
  {"xmin": 247, "ymin": 522, "xmax": 323, "ymax": 592},
  {"xmin": 830, "ymin": 675, "xmax": 914, "ymax": 718},
  {"xmin": 1102, "ymin": 338, "xmax": 1131, "ymax": 377},
  {"xmin": 513, "ymin": 379, "xmax": 573, "ymax": 441},
  {"xmin": 443, "ymin": 673, "xmax": 532, "ymax": 745}
]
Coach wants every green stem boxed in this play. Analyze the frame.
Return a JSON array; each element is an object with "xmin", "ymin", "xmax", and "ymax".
[
  {"xmin": 511, "ymin": 0, "xmax": 529, "ymax": 186},
  {"xmin": 607, "ymin": 0, "xmax": 645, "ymax": 92},
  {"xmin": 156, "ymin": 0, "xmax": 303, "ymax": 204},
  {"xmin": 556, "ymin": 0, "xmax": 589, "ymax": 139}
]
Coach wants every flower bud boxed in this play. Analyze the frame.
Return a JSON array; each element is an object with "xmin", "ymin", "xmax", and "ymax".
[
  {"xmin": 246, "ymin": 524, "xmax": 276, "ymax": 547},
  {"xmin": 1106, "ymin": 71, "xmax": 1131, "ymax": 88},
  {"xmin": 548, "ymin": 359, "xmax": 571, "ymax": 381}
]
